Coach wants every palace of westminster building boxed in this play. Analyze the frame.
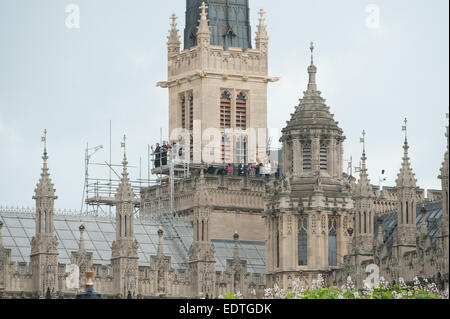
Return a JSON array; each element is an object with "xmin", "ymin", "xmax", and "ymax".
[{"xmin": 0, "ymin": 0, "xmax": 448, "ymax": 298}]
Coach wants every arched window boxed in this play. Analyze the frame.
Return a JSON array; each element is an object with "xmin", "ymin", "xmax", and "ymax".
[
  {"xmin": 401, "ymin": 202, "xmax": 404, "ymax": 224},
  {"xmin": 236, "ymin": 92, "xmax": 247, "ymax": 130},
  {"xmin": 119, "ymin": 216, "xmax": 122, "ymax": 237},
  {"xmin": 180, "ymin": 95, "xmax": 186, "ymax": 129},
  {"xmin": 196, "ymin": 220, "xmax": 199, "ymax": 241},
  {"xmin": 406, "ymin": 201, "xmax": 409, "ymax": 224},
  {"xmin": 189, "ymin": 95, "xmax": 194, "ymax": 131},
  {"xmin": 202, "ymin": 220, "xmax": 205, "ymax": 241},
  {"xmin": 44, "ymin": 210, "xmax": 47, "ymax": 233},
  {"xmin": 124, "ymin": 215, "xmax": 127, "ymax": 237},
  {"xmin": 328, "ymin": 219, "xmax": 337, "ymax": 266},
  {"xmin": 220, "ymin": 91, "xmax": 231, "ymax": 129},
  {"xmin": 358, "ymin": 212, "xmax": 361, "ymax": 234},
  {"xmin": 303, "ymin": 144, "xmax": 312, "ymax": 171},
  {"xmin": 38, "ymin": 210, "xmax": 41, "ymax": 233},
  {"xmin": 298, "ymin": 218, "xmax": 308, "ymax": 266},
  {"xmin": 320, "ymin": 144, "xmax": 327, "ymax": 171},
  {"xmin": 369, "ymin": 211, "xmax": 372, "ymax": 233},
  {"xmin": 364, "ymin": 212, "xmax": 367, "ymax": 233}
]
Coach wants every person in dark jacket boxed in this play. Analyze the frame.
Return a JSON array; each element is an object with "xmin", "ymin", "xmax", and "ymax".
[
  {"xmin": 152, "ymin": 143, "xmax": 161, "ymax": 168},
  {"xmin": 238, "ymin": 161, "xmax": 246, "ymax": 176},
  {"xmin": 161, "ymin": 141, "xmax": 169, "ymax": 166}
]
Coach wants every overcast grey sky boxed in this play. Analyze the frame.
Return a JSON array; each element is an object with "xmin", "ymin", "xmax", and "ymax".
[{"xmin": 0, "ymin": 0, "xmax": 448, "ymax": 210}]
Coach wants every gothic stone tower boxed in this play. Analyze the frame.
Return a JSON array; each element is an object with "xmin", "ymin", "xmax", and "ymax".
[
  {"xmin": 159, "ymin": 2, "xmax": 277, "ymax": 165},
  {"xmin": 393, "ymin": 126, "xmax": 419, "ymax": 258},
  {"xmin": 111, "ymin": 138, "xmax": 139, "ymax": 298},
  {"xmin": 30, "ymin": 131, "xmax": 59, "ymax": 297},
  {"xmin": 345, "ymin": 131, "xmax": 376, "ymax": 288},
  {"xmin": 264, "ymin": 44, "xmax": 353, "ymax": 289}
]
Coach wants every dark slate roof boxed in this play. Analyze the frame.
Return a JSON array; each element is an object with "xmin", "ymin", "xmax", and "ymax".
[
  {"xmin": 0, "ymin": 211, "xmax": 193, "ymax": 269},
  {"xmin": 0, "ymin": 209, "xmax": 267, "ymax": 274},
  {"xmin": 374, "ymin": 201, "xmax": 443, "ymax": 255},
  {"xmin": 212, "ymin": 239, "xmax": 266, "ymax": 274},
  {"xmin": 184, "ymin": 0, "xmax": 252, "ymax": 51}
]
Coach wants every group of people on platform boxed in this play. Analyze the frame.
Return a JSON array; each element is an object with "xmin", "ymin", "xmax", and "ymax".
[
  {"xmin": 151, "ymin": 138, "xmax": 279, "ymax": 178},
  {"xmin": 151, "ymin": 136, "xmax": 185, "ymax": 168}
]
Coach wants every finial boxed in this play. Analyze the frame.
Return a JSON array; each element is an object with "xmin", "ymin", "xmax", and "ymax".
[
  {"xmin": 170, "ymin": 13, "xmax": 177, "ymax": 28},
  {"xmin": 360, "ymin": 130, "xmax": 366, "ymax": 154},
  {"xmin": 258, "ymin": 8, "xmax": 266, "ymax": 24},
  {"xmin": 121, "ymin": 134, "xmax": 127, "ymax": 161},
  {"xmin": 41, "ymin": 129, "xmax": 47, "ymax": 156},
  {"xmin": 158, "ymin": 225, "xmax": 163, "ymax": 236},
  {"xmin": 402, "ymin": 118, "xmax": 408, "ymax": 144},
  {"xmin": 310, "ymin": 41, "xmax": 315, "ymax": 65},
  {"xmin": 199, "ymin": 2, "xmax": 208, "ymax": 19}
]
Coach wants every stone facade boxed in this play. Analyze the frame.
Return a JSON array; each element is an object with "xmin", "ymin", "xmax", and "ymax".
[{"xmin": 0, "ymin": 2, "xmax": 448, "ymax": 300}]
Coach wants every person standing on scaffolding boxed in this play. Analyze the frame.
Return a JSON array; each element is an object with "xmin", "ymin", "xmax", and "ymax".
[
  {"xmin": 177, "ymin": 135, "xmax": 185, "ymax": 162},
  {"xmin": 161, "ymin": 141, "xmax": 169, "ymax": 166},
  {"xmin": 151, "ymin": 143, "xmax": 161, "ymax": 168}
]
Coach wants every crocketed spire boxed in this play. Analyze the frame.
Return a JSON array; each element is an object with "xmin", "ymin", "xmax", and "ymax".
[
  {"xmin": 283, "ymin": 43, "xmax": 342, "ymax": 134},
  {"xmin": 167, "ymin": 13, "xmax": 181, "ymax": 55},
  {"xmin": 196, "ymin": 2, "xmax": 211, "ymax": 42},
  {"xmin": 255, "ymin": 9, "xmax": 269, "ymax": 52},
  {"xmin": 396, "ymin": 120, "xmax": 417, "ymax": 188},
  {"xmin": 115, "ymin": 135, "xmax": 135, "ymax": 202},
  {"xmin": 355, "ymin": 130, "xmax": 372, "ymax": 197},
  {"xmin": 34, "ymin": 129, "xmax": 56, "ymax": 199}
]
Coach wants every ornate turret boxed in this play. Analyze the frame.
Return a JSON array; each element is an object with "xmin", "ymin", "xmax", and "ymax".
[
  {"xmin": 281, "ymin": 43, "xmax": 345, "ymax": 179},
  {"xmin": 30, "ymin": 129, "xmax": 59, "ymax": 297},
  {"xmin": 196, "ymin": 2, "xmax": 211, "ymax": 48},
  {"xmin": 167, "ymin": 13, "xmax": 181, "ymax": 57},
  {"xmin": 353, "ymin": 131, "xmax": 375, "ymax": 254},
  {"xmin": 189, "ymin": 165, "xmax": 216, "ymax": 298},
  {"xmin": 111, "ymin": 135, "xmax": 139, "ymax": 299},
  {"xmin": 265, "ymin": 44, "xmax": 353, "ymax": 289},
  {"xmin": 255, "ymin": 9, "xmax": 269, "ymax": 54},
  {"xmin": 394, "ymin": 119, "xmax": 418, "ymax": 253},
  {"xmin": 70, "ymin": 222, "xmax": 93, "ymax": 289}
]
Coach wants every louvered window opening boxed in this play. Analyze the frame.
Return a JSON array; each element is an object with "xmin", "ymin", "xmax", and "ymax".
[
  {"xmin": 236, "ymin": 93, "xmax": 247, "ymax": 130},
  {"xmin": 303, "ymin": 145, "xmax": 312, "ymax": 171},
  {"xmin": 320, "ymin": 146, "xmax": 327, "ymax": 171},
  {"xmin": 181, "ymin": 96, "xmax": 186, "ymax": 129},
  {"xmin": 220, "ymin": 92, "xmax": 231, "ymax": 129}
]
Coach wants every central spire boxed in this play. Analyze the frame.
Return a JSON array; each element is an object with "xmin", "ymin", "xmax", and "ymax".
[{"xmin": 308, "ymin": 41, "xmax": 318, "ymax": 92}]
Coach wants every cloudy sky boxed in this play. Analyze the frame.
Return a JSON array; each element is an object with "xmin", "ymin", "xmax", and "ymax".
[{"xmin": 0, "ymin": 0, "xmax": 448, "ymax": 210}]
